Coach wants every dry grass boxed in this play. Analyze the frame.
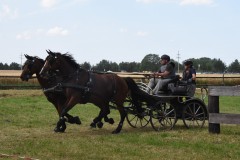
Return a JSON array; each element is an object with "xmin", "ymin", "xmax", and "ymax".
[
  {"xmin": 0, "ymin": 70, "xmax": 22, "ymax": 76},
  {"xmin": 197, "ymin": 73, "xmax": 240, "ymax": 77}
]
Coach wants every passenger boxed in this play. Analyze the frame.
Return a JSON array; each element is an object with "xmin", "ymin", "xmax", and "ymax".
[
  {"xmin": 182, "ymin": 60, "xmax": 196, "ymax": 97},
  {"xmin": 147, "ymin": 54, "xmax": 176, "ymax": 94}
]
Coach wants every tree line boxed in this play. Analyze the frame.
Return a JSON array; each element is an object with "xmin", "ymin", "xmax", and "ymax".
[{"xmin": 1, "ymin": 54, "xmax": 240, "ymax": 73}]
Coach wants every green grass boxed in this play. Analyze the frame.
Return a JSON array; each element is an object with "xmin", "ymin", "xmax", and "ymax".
[{"xmin": 1, "ymin": 90, "xmax": 240, "ymax": 160}]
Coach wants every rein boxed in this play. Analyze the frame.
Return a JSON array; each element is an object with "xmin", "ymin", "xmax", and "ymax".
[{"xmin": 43, "ymin": 69, "xmax": 93, "ymax": 102}]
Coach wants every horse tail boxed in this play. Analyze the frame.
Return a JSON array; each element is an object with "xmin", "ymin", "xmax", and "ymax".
[{"xmin": 124, "ymin": 77, "xmax": 156, "ymax": 111}]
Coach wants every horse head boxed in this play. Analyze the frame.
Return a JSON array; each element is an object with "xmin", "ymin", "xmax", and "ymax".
[
  {"xmin": 20, "ymin": 54, "xmax": 44, "ymax": 81},
  {"xmin": 40, "ymin": 50, "xmax": 80, "ymax": 77},
  {"xmin": 40, "ymin": 50, "xmax": 60, "ymax": 78}
]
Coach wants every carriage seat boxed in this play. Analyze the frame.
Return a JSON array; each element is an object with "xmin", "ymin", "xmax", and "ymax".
[
  {"xmin": 155, "ymin": 75, "xmax": 194, "ymax": 96},
  {"xmin": 156, "ymin": 75, "xmax": 180, "ymax": 94}
]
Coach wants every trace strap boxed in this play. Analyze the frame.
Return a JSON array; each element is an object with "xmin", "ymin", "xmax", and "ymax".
[{"xmin": 43, "ymin": 83, "xmax": 90, "ymax": 94}]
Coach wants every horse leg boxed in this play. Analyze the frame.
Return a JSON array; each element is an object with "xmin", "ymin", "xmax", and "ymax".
[
  {"xmin": 55, "ymin": 116, "xmax": 67, "ymax": 132},
  {"xmin": 55, "ymin": 99, "xmax": 78, "ymax": 133},
  {"xmin": 103, "ymin": 105, "xmax": 114, "ymax": 124},
  {"xmin": 90, "ymin": 105, "xmax": 110, "ymax": 128},
  {"xmin": 90, "ymin": 109, "xmax": 104, "ymax": 128},
  {"xmin": 65, "ymin": 113, "xmax": 81, "ymax": 125},
  {"xmin": 90, "ymin": 115, "xmax": 114, "ymax": 128},
  {"xmin": 112, "ymin": 104, "xmax": 126, "ymax": 134},
  {"xmin": 54, "ymin": 113, "xmax": 82, "ymax": 132},
  {"xmin": 56, "ymin": 100, "xmax": 81, "ymax": 125},
  {"xmin": 104, "ymin": 116, "xmax": 114, "ymax": 124}
]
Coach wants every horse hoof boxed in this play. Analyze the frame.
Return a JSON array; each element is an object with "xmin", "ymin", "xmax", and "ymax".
[
  {"xmin": 90, "ymin": 122, "xmax": 96, "ymax": 128},
  {"xmin": 54, "ymin": 127, "xmax": 65, "ymax": 133},
  {"xmin": 112, "ymin": 130, "xmax": 120, "ymax": 134},
  {"xmin": 74, "ymin": 116, "xmax": 81, "ymax": 125},
  {"xmin": 97, "ymin": 122, "xmax": 103, "ymax": 128},
  {"xmin": 59, "ymin": 125, "xmax": 66, "ymax": 132},
  {"xmin": 108, "ymin": 118, "xmax": 114, "ymax": 124}
]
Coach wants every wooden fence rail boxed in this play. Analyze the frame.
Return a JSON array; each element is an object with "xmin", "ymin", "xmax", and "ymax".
[{"xmin": 208, "ymin": 86, "xmax": 240, "ymax": 134}]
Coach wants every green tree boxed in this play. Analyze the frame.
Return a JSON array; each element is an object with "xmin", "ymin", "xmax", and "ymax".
[
  {"xmin": 212, "ymin": 58, "xmax": 226, "ymax": 73},
  {"xmin": 94, "ymin": 60, "xmax": 110, "ymax": 71},
  {"xmin": 228, "ymin": 59, "xmax": 240, "ymax": 73},
  {"xmin": 80, "ymin": 62, "xmax": 91, "ymax": 70},
  {"xmin": 119, "ymin": 62, "xmax": 140, "ymax": 72},
  {"xmin": 109, "ymin": 62, "xmax": 120, "ymax": 72},
  {"xmin": 9, "ymin": 62, "xmax": 21, "ymax": 70},
  {"xmin": 140, "ymin": 54, "xmax": 160, "ymax": 72},
  {"xmin": 93, "ymin": 60, "xmax": 120, "ymax": 72}
]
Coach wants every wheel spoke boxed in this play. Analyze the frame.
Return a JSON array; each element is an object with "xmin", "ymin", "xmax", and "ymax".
[
  {"xmin": 134, "ymin": 117, "xmax": 139, "ymax": 127},
  {"xmin": 185, "ymin": 112, "xmax": 194, "ymax": 117},
  {"xmin": 165, "ymin": 109, "xmax": 174, "ymax": 117},
  {"xmin": 195, "ymin": 106, "xmax": 201, "ymax": 114},
  {"xmin": 195, "ymin": 112, "xmax": 204, "ymax": 117},
  {"xmin": 126, "ymin": 100, "xmax": 150, "ymax": 128},
  {"xmin": 195, "ymin": 119, "xmax": 201, "ymax": 126},
  {"xmin": 140, "ymin": 119, "xmax": 143, "ymax": 127},
  {"xmin": 129, "ymin": 115, "xmax": 137, "ymax": 122},
  {"xmin": 183, "ymin": 101, "xmax": 206, "ymax": 129},
  {"xmin": 188, "ymin": 106, "xmax": 194, "ymax": 115}
]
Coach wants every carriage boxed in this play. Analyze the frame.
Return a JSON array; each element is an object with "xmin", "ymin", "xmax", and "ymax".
[{"xmin": 123, "ymin": 80, "xmax": 208, "ymax": 131}]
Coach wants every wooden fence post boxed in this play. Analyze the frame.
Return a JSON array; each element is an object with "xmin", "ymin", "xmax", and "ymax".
[{"xmin": 208, "ymin": 95, "xmax": 220, "ymax": 134}]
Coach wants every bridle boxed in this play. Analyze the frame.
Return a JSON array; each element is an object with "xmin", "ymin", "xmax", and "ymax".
[{"xmin": 22, "ymin": 59, "xmax": 35, "ymax": 79}]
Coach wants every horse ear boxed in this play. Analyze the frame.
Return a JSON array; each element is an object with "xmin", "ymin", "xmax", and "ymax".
[
  {"xmin": 46, "ymin": 49, "xmax": 55, "ymax": 57},
  {"xmin": 46, "ymin": 49, "xmax": 52, "ymax": 54},
  {"xmin": 24, "ymin": 54, "xmax": 33, "ymax": 60}
]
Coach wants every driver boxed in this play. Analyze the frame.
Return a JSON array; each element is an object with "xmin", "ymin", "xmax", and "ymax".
[{"xmin": 147, "ymin": 54, "xmax": 176, "ymax": 94}]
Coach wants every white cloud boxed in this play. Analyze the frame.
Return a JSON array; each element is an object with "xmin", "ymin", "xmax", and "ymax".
[
  {"xmin": 41, "ymin": 0, "xmax": 57, "ymax": 8},
  {"xmin": 0, "ymin": 4, "xmax": 18, "ymax": 20},
  {"xmin": 180, "ymin": 0, "xmax": 213, "ymax": 6},
  {"xmin": 47, "ymin": 26, "xmax": 69, "ymax": 36},
  {"xmin": 16, "ymin": 29, "xmax": 45, "ymax": 40},
  {"xmin": 16, "ymin": 27, "xmax": 68, "ymax": 40},
  {"xmin": 136, "ymin": 0, "xmax": 214, "ymax": 5},
  {"xmin": 137, "ymin": 31, "xmax": 149, "ymax": 37},
  {"xmin": 136, "ymin": 0, "xmax": 175, "ymax": 4},
  {"xmin": 16, "ymin": 31, "xmax": 32, "ymax": 40}
]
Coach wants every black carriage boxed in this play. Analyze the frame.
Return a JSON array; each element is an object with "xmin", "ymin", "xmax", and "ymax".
[{"xmin": 124, "ymin": 81, "xmax": 208, "ymax": 131}]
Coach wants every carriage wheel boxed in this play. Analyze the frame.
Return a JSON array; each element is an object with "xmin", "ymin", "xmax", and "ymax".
[
  {"xmin": 150, "ymin": 102, "xmax": 177, "ymax": 131},
  {"xmin": 182, "ymin": 101, "xmax": 206, "ymax": 129},
  {"xmin": 125, "ymin": 98, "xmax": 150, "ymax": 128}
]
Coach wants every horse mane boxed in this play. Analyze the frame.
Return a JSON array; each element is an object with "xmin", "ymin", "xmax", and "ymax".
[
  {"xmin": 34, "ymin": 56, "xmax": 44, "ymax": 64},
  {"xmin": 56, "ymin": 52, "xmax": 81, "ymax": 70}
]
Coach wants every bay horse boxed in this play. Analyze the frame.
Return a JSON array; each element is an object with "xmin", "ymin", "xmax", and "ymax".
[
  {"xmin": 20, "ymin": 55, "xmax": 81, "ymax": 132},
  {"xmin": 40, "ymin": 50, "xmax": 155, "ymax": 134}
]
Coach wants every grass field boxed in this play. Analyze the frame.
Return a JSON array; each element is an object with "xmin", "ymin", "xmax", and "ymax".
[{"xmin": 1, "ymin": 90, "xmax": 240, "ymax": 160}]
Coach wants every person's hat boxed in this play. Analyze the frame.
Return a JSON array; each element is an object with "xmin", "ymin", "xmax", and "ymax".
[
  {"xmin": 160, "ymin": 54, "xmax": 170, "ymax": 61},
  {"xmin": 184, "ymin": 60, "xmax": 193, "ymax": 66}
]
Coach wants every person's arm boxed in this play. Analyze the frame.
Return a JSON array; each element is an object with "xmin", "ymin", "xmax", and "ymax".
[
  {"xmin": 155, "ymin": 71, "xmax": 170, "ymax": 77},
  {"xmin": 192, "ymin": 73, "xmax": 196, "ymax": 81},
  {"xmin": 188, "ymin": 69, "xmax": 196, "ymax": 82}
]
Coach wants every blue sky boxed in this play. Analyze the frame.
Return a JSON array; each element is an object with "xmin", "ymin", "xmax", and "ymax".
[{"xmin": 0, "ymin": 0, "xmax": 239, "ymax": 66}]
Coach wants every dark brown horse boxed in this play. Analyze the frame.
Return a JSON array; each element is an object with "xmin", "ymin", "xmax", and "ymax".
[
  {"xmin": 40, "ymin": 50, "xmax": 154, "ymax": 134},
  {"xmin": 20, "ymin": 55, "xmax": 81, "ymax": 132}
]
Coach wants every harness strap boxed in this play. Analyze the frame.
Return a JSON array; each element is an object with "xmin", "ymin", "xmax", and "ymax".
[
  {"xmin": 43, "ymin": 83, "xmax": 88, "ymax": 93},
  {"xmin": 60, "ymin": 83, "xmax": 88, "ymax": 91}
]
